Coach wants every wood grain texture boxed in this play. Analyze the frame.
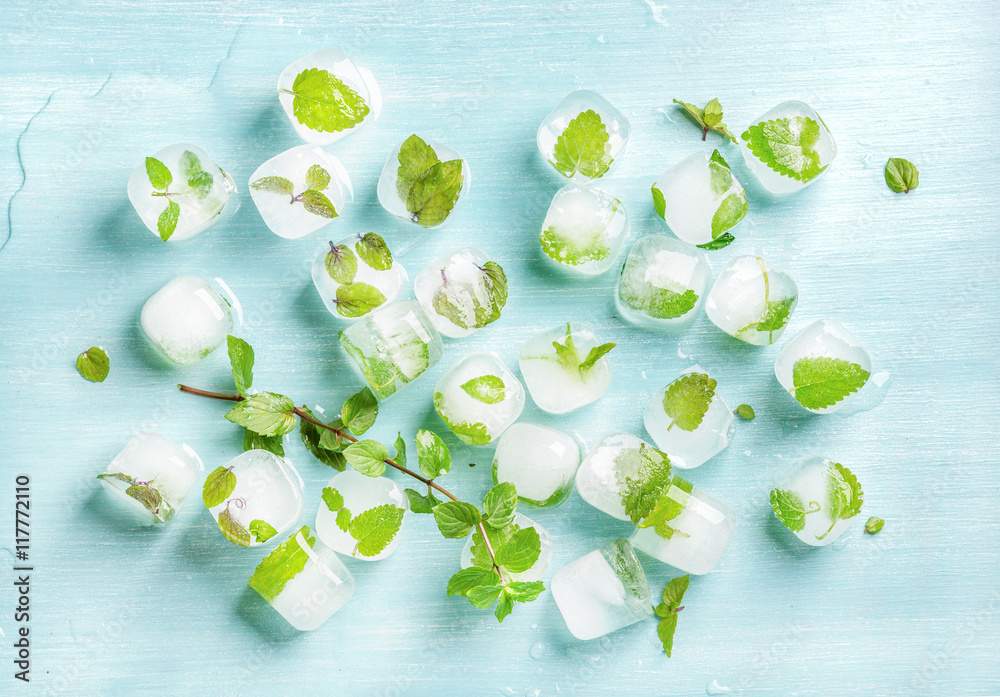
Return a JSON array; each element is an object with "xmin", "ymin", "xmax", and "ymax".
[{"xmin": 1, "ymin": 1, "xmax": 999, "ymax": 695}]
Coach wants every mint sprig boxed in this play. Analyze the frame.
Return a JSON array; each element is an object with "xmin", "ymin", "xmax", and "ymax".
[
  {"xmin": 654, "ymin": 575, "xmax": 690, "ymax": 657},
  {"xmin": 672, "ymin": 98, "xmax": 736, "ymax": 143},
  {"xmin": 251, "ymin": 163, "xmax": 338, "ymax": 219},
  {"xmin": 145, "ymin": 150, "xmax": 216, "ymax": 241},
  {"xmin": 550, "ymin": 323, "xmax": 616, "ymax": 380},
  {"xmin": 431, "ymin": 260, "xmax": 508, "ymax": 330},
  {"xmin": 248, "ymin": 527, "xmax": 316, "ymax": 602},
  {"xmin": 616, "ymin": 443, "xmax": 674, "ymax": 524},
  {"xmin": 322, "ymin": 486, "xmax": 405, "ymax": 557}
]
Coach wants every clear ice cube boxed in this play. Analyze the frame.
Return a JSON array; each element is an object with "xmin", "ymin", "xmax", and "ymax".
[
  {"xmin": 575, "ymin": 432, "xmax": 656, "ymax": 520},
  {"xmin": 97, "ymin": 432, "xmax": 201, "ymax": 525},
  {"xmin": 277, "ymin": 47, "xmax": 381, "ymax": 145},
  {"xmin": 414, "ymin": 246, "xmax": 508, "ymax": 338},
  {"xmin": 249, "ymin": 526, "xmax": 354, "ymax": 631},
  {"xmin": 518, "ymin": 322, "xmax": 612, "ymax": 414},
  {"xmin": 311, "ymin": 233, "xmax": 407, "ymax": 320},
  {"xmin": 459, "ymin": 513, "xmax": 552, "ymax": 582},
  {"xmin": 616, "ymin": 234, "xmax": 708, "ymax": 331},
  {"xmin": 539, "ymin": 184, "xmax": 629, "ymax": 276},
  {"xmin": 775, "ymin": 319, "xmax": 872, "ymax": 414},
  {"xmin": 376, "ymin": 134, "xmax": 470, "ymax": 228},
  {"xmin": 140, "ymin": 275, "xmax": 236, "ymax": 365},
  {"xmin": 643, "ymin": 367, "xmax": 734, "ymax": 469},
  {"xmin": 315, "ymin": 469, "xmax": 408, "ymax": 561},
  {"xmin": 433, "ymin": 353, "xmax": 524, "ymax": 446},
  {"xmin": 740, "ymin": 101, "xmax": 836, "ymax": 196},
  {"xmin": 769, "ymin": 456, "xmax": 863, "ymax": 546},
  {"xmin": 127, "ymin": 143, "xmax": 237, "ymax": 242},
  {"xmin": 491, "ymin": 422, "xmax": 581, "ymax": 508},
  {"xmin": 705, "ymin": 255, "xmax": 798, "ymax": 345},
  {"xmin": 536, "ymin": 90, "xmax": 630, "ymax": 183},
  {"xmin": 551, "ymin": 538, "xmax": 652, "ymax": 641},
  {"xmin": 206, "ymin": 450, "xmax": 305, "ymax": 547},
  {"xmin": 651, "ymin": 151, "xmax": 747, "ymax": 246},
  {"xmin": 339, "ymin": 300, "xmax": 443, "ymax": 401},
  {"xmin": 249, "ymin": 144, "xmax": 352, "ymax": 239}
]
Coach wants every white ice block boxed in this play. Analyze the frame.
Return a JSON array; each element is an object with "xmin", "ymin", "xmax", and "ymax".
[
  {"xmin": 140, "ymin": 275, "xmax": 236, "ymax": 365},
  {"xmin": 376, "ymin": 134, "xmax": 470, "ymax": 228},
  {"xmin": 705, "ymin": 255, "xmax": 798, "ymax": 345},
  {"xmin": 459, "ymin": 513, "xmax": 552, "ymax": 582},
  {"xmin": 414, "ymin": 246, "xmax": 508, "ymax": 338},
  {"xmin": 491, "ymin": 423, "xmax": 581, "ymax": 508},
  {"xmin": 311, "ymin": 232, "xmax": 407, "ymax": 320},
  {"xmin": 575, "ymin": 432, "xmax": 654, "ymax": 521},
  {"xmin": 315, "ymin": 469, "xmax": 408, "ymax": 561},
  {"xmin": 518, "ymin": 322, "xmax": 612, "ymax": 414},
  {"xmin": 651, "ymin": 151, "xmax": 747, "ymax": 246},
  {"xmin": 539, "ymin": 184, "xmax": 629, "ymax": 276},
  {"xmin": 775, "ymin": 319, "xmax": 872, "ymax": 414},
  {"xmin": 616, "ymin": 234, "xmax": 708, "ymax": 331},
  {"xmin": 433, "ymin": 353, "xmax": 524, "ymax": 446},
  {"xmin": 769, "ymin": 456, "xmax": 863, "ymax": 546},
  {"xmin": 537, "ymin": 90, "xmax": 630, "ymax": 183}
]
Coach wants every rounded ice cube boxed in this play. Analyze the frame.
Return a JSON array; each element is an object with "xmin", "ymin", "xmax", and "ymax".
[
  {"xmin": 312, "ymin": 232, "xmax": 407, "ymax": 321},
  {"xmin": 518, "ymin": 322, "xmax": 612, "ymax": 414},
  {"xmin": 414, "ymin": 246, "xmax": 508, "ymax": 338},
  {"xmin": 539, "ymin": 184, "xmax": 629, "ymax": 276},
  {"xmin": 491, "ymin": 423, "xmax": 581, "ymax": 508},
  {"xmin": 739, "ymin": 101, "xmax": 836, "ymax": 196},
  {"xmin": 651, "ymin": 151, "xmax": 747, "ymax": 246},
  {"xmin": 140, "ymin": 274, "xmax": 236, "ymax": 365},
  {"xmin": 616, "ymin": 235, "xmax": 708, "ymax": 331},
  {"xmin": 433, "ymin": 353, "xmax": 524, "ymax": 446},
  {"xmin": 769, "ymin": 456, "xmax": 863, "ymax": 546},
  {"xmin": 536, "ymin": 90, "xmax": 630, "ymax": 183},
  {"xmin": 775, "ymin": 320, "xmax": 872, "ymax": 414},
  {"xmin": 315, "ymin": 470, "xmax": 408, "ymax": 561},
  {"xmin": 377, "ymin": 134, "xmax": 470, "ymax": 228},
  {"xmin": 705, "ymin": 255, "xmax": 799, "ymax": 345},
  {"xmin": 575, "ymin": 432, "xmax": 664, "ymax": 521}
]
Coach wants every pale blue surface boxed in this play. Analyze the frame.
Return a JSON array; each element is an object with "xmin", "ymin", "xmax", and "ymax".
[{"xmin": 2, "ymin": 2, "xmax": 999, "ymax": 695}]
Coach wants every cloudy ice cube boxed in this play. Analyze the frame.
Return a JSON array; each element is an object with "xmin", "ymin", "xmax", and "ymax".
[
  {"xmin": 97, "ymin": 432, "xmax": 201, "ymax": 525},
  {"xmin": 377, "ymin": 134, "xmax": 470, "ymax": 228},
  {"xmin": 249, "ymin": 145, "xmax": 353, "ymax": 239},
  {"xmin": 277, "ymin": 47, "xmax": 381, "ymax": 145},
  {"xmin": 433, "ymin": 353, "xmax": 524, "ymax": 446},
  {"xmin": 127, "ymin": 143, "xmax": 237, "ymax": 242},
  {"xmin": 339, "ymin": 300, "xmax": 443, "ymax": 401},
  {"xmin": 616, "ymin": 234, "xmax": 708, "ymax": 331},
  {"xmin": 643, "ymin": 366, "xmax": 734, "ymax": 469},
  {"xmin": 491, "ymin": 423, "xmax": 581, "ymax": 508},
  {"xmin": 140, "ymin": 275, "xmax": 237, "ymax": 365},
  {"xmin": 315, "ymin": 470, "xmax": 408, "ymax": 561},
  {"xmin": 414, "ymin": 246, "xmax": 508, "ymax": 338},
  {"xmin": 459, "ymin": 513, "xmax": 552, "ymax": 582},
  {"xmin": 312, "ymin": 233, "xmax": 407, "ymax": 320},
  {"xmin": 249, "ymin": 526, "xmax": 354, "ymax": 631},
  {"xmin": 575, "ymin": 432, "xmax": 660, "ymax": 520},
  {"xmin": 775, "ymin": 320, "xmax": 871, "ymax": 414},
  {"xmin": 539, "ymin": 184, "xmax": 629, "ymax": 276},
  {"xmin": 769, "ymin": 456, "xmax": 863, "ymax": 546},
  {"xmin": 740, "ymin": 101, "xmax": 836, "ymax": 196},
  {"xmin": 518, "ymin": 322, "xmax": 612, "ymax": 414},
  {"xmin": 206, "ymin": 450, "xmax": 305, "ymax": 547},
  {"xmin": 537, "ymin": 90, "xmax": 630, "ymax": 183},
  {"xmin": 705, "ymin": 255, "xmax": 798, "ymax": 345},
  {"xmin": 551, "ymin": 538, "xmax": 652, "ymax": 641}
]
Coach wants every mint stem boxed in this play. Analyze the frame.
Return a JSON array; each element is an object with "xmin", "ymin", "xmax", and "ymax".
[{"xmin": 702, "ymin": 126, "xmax": 708, "ymax": 141}]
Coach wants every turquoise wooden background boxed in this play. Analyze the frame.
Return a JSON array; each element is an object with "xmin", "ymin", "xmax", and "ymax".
[{"xmin": 2, "ymin": 1, "xmax": 999, "ymax": 695}]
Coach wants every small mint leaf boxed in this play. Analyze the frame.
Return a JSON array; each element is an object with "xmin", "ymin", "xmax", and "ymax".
[
  {"xmin": 157, "ymin": 200, "xmax": 179, "ymax": 242},
  {"xmin": 343, "ymin": 440, "xmax": 388, "ymax": 477},
  {"xmin": 76, "ymin": 346, "xmax": 110, "ymax": 382},
  {"xmin": 341, "ymin": 387, "xmax": 378, "ymax": 435},
  {"xmin": 145, "ymin": 157, "xmax": 172, "ymax": 190},
  {"xmin": 250, "ymin": 176, "xmax": 294, "ymax": 196},
  {"xmin": 227, "ymin": 335, "xmax": 254, "ymax": 397},
  {"xmin": 300, "ymin": 189, "xmax": 338, "ymax": 218},
  {"xmin": 249, "ymin": 519, "xmax": 278, "ymax": 543},
  {"xmin": 305, "ymin": 164, "xmax": 330, "ymax": 191}
]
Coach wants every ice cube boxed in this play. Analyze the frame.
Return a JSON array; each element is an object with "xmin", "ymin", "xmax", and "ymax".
[
  {"xmin": 339, "ymin": 300, "xmax": 444, "ymax": 400},
  {"xmin": 705, "ymin": 255, "xmax": 798, "ymax": 345},
  {"xmin": 249, "ymin": 145, "xmax": 352, "ymax": 239},
  {"xmin": 312, "ymin": 233, "xmax": 407, "ymax": 320},
  {"xmin": 651, "ymin": 150, "xmax": 747, "ymax": 246},
  {"xmin": 643, "ymin": 367, "xmax": 734, "ymax": 469},
  {"xmin": 539, "ymin": 184, "xmax": 629, "ymax": 276},
  {"xmin": 551, "ymin": 538, "xmax": 652, "ymax": 641},
  {"xmin": 518, "ymin": 322, "xmax": 612, "ymax": 414},
  {"xmin": 127, "ymin": 143, "xmax": 237, "ymax": 242},
  {"xmin": 277, "ymin": 47, "xmax": 381, "ymax": 145},
  {"xmin": 775, "ymin": 320, "xmax": 871, "ymax": 413},
  {"xmin": 377, "ymin": 134, "xmax": 470, "ymax": 228},
  {"xmin": 206, "ymin": 450, "xmax": 305, "ymax": 547},
  {"xmin": 433, "ymin": 353, "xmax": 524, "ymax": 446},
  {"xmin": 616, "ymin": 234, "xmax": 708, "ymax": 331},
  {"xmin": 140, "ymin": 275, "xmax": 236, "ymax": 365},
  {"xmin": 769, "ymin": 456, "xmax": 863, "ymax": 546},
  {"xmin": 97, "ymin": 432, "xmax": 201, "ymax": 525},
  {"xmin": 315, "ymin": 469, "xmax": 408, "ymax": 561},
  {"xmin": 575, "ymin": 432, "xmax": 656, "ymax": 520},
  {"xmin": 459, "ymin": 513, "xmax": 552, "ymax": 582},
  {"xmin": 491, "ymin": 423, "xmax": 581, "ymax": 508},
  {"xmin": 249, "ymin": 526, "xmax": 354, "ymax": 631},
  {"xmin": 414, "ymin": 246, "xmax": 508, "ymax": 338},
  {"xmin": 536, "ymin": 90, "xmax": 630, "ymax": 183},
  {"xmin": 740, "ymin": 101, "xmax": 836, "ymax": 196}
]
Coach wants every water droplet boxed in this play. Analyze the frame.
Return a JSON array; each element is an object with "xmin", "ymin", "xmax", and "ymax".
[
  {"xmin": 529, "ymin": 642, "xmax": 546, "ymax": 660},
  {"xmin": 706, "ymin": 679, "xmax": 732, "ymax": 695},
  {"xmin": 530, "ymin": 623, "xmax": 538, "ymax": 630},
  {"xmin": 677, "ymin": 347, "xmax": 688, "ymax": 359},
  {"xmin": 596, "ymin": 34, "xmax": 606, "ymax": 43}
]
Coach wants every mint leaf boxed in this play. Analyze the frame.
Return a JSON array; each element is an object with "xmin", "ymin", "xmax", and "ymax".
[
  {"xmin": 404, "ymin": 487, "xmax": 443, "ymax": 515},
  {"xmin": 225, "ymin": 392, "xmax": 296, "ymax": 437},
  {"xmin": 157, "ymin": 200, "xmax": 179, "ymax": 242},
  {"xmin": 300, "ymin": 189, "xmax": 338, "ymax": 218},
  {"xmin": 396, "ymin": 134, "xmax": 441, "ymax": 201},
  {"xmin": 227, "ymin": 335, "xmax": 254, "ymax": 397},
  {"xmin": 769, "ymin": 488, "xmax": 809, "ymax": 532},
  {"xmin": 355, "ymin": 232, "xmax": 393, "ymax": 271},
  {"xmin": 336, "ymin": 507, "xmax": 352, "ymax": 532},
  {"xmin": 335, "ymin": 282, "xmax": 387, "ymax": 318},
  {"xmin": 648, "ymin": 288, "xmax": 699, "ymax": 319},
  {"xmin": 480, "ymin": 261, "xmax": 509, "ymax": 322},
  {"xmin": 865, "ymin": 516, "xmax": 884, "ymax": 534},
  {"xmin": 350, "ymin": 504, "xmax": 405, "ymax": 557},
  {"xmin": 507, "ymin": 580, "xmax": 545, "ymax": 603},
  {"xmin": 741, "ymin": 116, "xmax": 826, "ymax": 182},
  {"xmin": 416, "ymin": 429, "xmax": 451, "ymax": 479},
  {"xmin": 217, "ymin": 508, "xmax": 251, "ymax": 547},
  {"xmin": 711, "ymin": 192, "xmax": 748, "ymax": 240},
  {"xmin": 885, "ymin": 158, "xmax": 919, "ymax": 193},
  {"xmin": 202, "ymin": 466, "xmax": 237, "ymax": 508},
  {"xmin": 325, "ymin": 243, "xmax": 357, "ymax": 284},
  {"xmin": 393, "ymin": 432, "xmax": 406, "ymax": 467},
  {"xmin": 434, "ymin": 393, "xmax": 492, "ymax": 446},
  {"xmin": 432, "ymin": 501, "xmax": 482, "ymax": 539},
  {"xmin": 757, "ymin": 297, "xmax": 796, "ymax": 333},
  {"xmin": 467, "ymin": 584, "xmax": 504, "ymax": 610},
  {"xmin": 790, "ymin": 357, "xmax": 871, "ymax": 410},
  {"xmin": 343, "ymin": 440, "xmax": 388, "ymax": 477},
  {"xmin": 495, "ymin": 591, "xmax": 515, "ymax": 623},
  {"xmin": 145, "ymin": 157, "xmax": 172, "ymax": 190},
  {"xmin": 697, "ymin": 232, "xmax": 734, "ymax": 250},
  {"xmin": 550, "ymin": 109, "xmax": 612, "ymax": 179},
  {"xmin": 76, "ymin": 346, "xmax": 109, "ymax": 382},
  {"xmin": 468, "ymin": 524, "xmax": 514, "ymax": 570},
  {"xmin": 299, "ymin": 406, "xmax": 347, "ymax": 471},
  {"xmin": 406, "ymin": 159, "xmax": 464, "ymax": 227},
  {"xmin": 482, "ymin": 482, "xmax": 518, "ymax": 530},
  {"xmin": 286, "ymin": 68, "xmax": 369, "ymax": 133},
  {"xmin": 829, "ymin": 462, "xmax": 863, "ymax": 520},
  {"xmin": 125, "ymin": 484, "xmax": 162, "ymax": 516},
  {"xmin": 460, "ymin": 375, "xmax": 506, "ymax": 404},
  {"xmin": 447, "ymin": 567, "xmax": 500, "ymax": 597},
  {"xmin": 657, "ymin": 611, "xmax": 679, "ymax": 658},
  {"xmin": 661, "ymin": 574, "xmax": 689, "ymax": 611},
  {"xmin": 250, "ymin": 176, "xmax": 295, "ymax": 197},
  {"xmin": 638, "ymin": 476, "xmax": 693, "ymax": 531},
  {"xmin": 618, "ymin": 444, "xmax": 673, "ymax": 524},
  {"xmin": 97, "ymin": 472, "xmax": 134, "ymax": 486},
  {"xmin": 540, "ymin": 225, "xmax": 610, "ymax": 266},
  {"xmin": 495, "ymin": 526, "xmax": 541, "ymax": 574},
  {"xmin": 662, "ymin": 373, "xmax": 717, "ymax": 432},
  {"xmin": 651, "ymin": 184, "xmax": 666, "ymax": 220},
  {"xmin": 248, "ymin": 526, "xmax": 315, "ymax": 602},
  {"xmin": 243, "ymin": 429, "xmax": 285, "ymax": 457},
  {"xmin": 322, "ymin": 486, "xmax": 344, "ymax": 512},
  {"xmin": 305, "ymin": 164, "xmax": 330, "ymax": 191},
  {"xmin": 579, "ymin": 342, "xmax": 616, "ymax": 374},
  {"xmin": 341, "ymin": 387, "xmax": 378, "ymax": 435},
  {"xmin": 672, "ymin": 98, "xmax": 736, "ymax": 143},
  {"xmin": 736, "ymin": 404, "xmax": 756, "ymax": 420},
  {"xmin": 181, "ymin": 150, "xmax": 213, "ymax": 199},
  {"xmin": 249, "ymin": 519, "xmax": 278, "ymax": 543}
]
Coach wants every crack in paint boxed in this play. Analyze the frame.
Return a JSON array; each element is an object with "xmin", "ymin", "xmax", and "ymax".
[{"xmin": 207, "ymin": 19, "xmax": 247, "ymax": 91}]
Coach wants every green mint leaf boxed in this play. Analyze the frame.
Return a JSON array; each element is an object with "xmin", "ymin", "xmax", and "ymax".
[
  {"xmin": 578, "ymin": 342, "xmax": 616, "ymax": 375},
  {"xmin": 432, "ymin": 501, "xmax": 482, "ymax": 539},
  {"xmin": 125, "ymin": 484, "xmax": 162, "ymax": 516},
  {"xmin": 662, "ymin": 574, "xmax": 690, "ymax": 611},
  {"xmin": 145, "ymin": 157, "xmax": 172, "ymax": 190},
  {"xmin": 460, "ymin": 375, "xmax": 506, "ymax": 404},
  {"xmin": 393, "ymin": 432, "xmax": 406, "ymax": 467},
  {"xmin": 287, "ymin": 68, "xmax": 369, "ymax": 133},
  {"xmin": 754, "ymin": 297, "xmax": 796, "ymax": 334},
  {"xmin": 618, "ymin": 444, "xmax": 674, "ymax": 524},
  {"xmin": 350, "ymin": 504, "xmax": 405, "ymax": 557},
  {"xmin": 224, "ymin": 392, "xmax": 297, "ymax": 437},
  {"xmin": 672, "ymin": 98, "xmax": 736, "ymax": 143},
  {"xmin": 355, "ymin": 232, "xmax": 393, "ymax": 271},
  {"xmin": 217, "ymin": 508, "xmax": 251, "ymax": 547},
  {"xmin": 406, "ymin": 159, "xmax": 464, "ymax": 227},
  {"xmin": 495, "ymin": 526, "xmax": 541, "ymax": 574},
  {"xmin": 467, "ymin": 584, "xmax": 504, "ymax": 610},
  {"xmin": 416, "ymin": 429, "xmax": 451, "ymax": 479},
  {"xmin": 305, "ymin": 164, "xmax": 330, "ymax": 191},
  {"xmin": 711, "ymin": 192, "xmax": 748, "ymax": 240},
  {"xmin": 322, "ymin": 486, "xmax": 344, "ymax": 512},
  {"xmin": 790, "ymin": 357, "xmax": 871, "ymax": 410},
  {"xmin": 696, "ymin": 232, "xmax": 734, "ymax": 250},
  {"xmin": 243, "ymin": 429, "xmax": 285, "ymax": 457},
  {"xmin": 318, "ymin": 425, "xmax": 345, "ymax": 453},
  {"xmin": 336, "ymin": 507, "xmax": 352, "ymax": 531},
  {"xmin": 431, "ymin": 287, "xmax": 472, "ymax": 330},
  {"xmin": 703, "ymin": 98, "xmax": 724, "ymax": 126},
  {"xmin": 157, "ymin": 200, "xmax": 179, "ymax": 242},
  {"xmin": 736, "ymin": 404, "xmax": 756, "ymax": 420},
  {"xmin": 335, "ymin": 282, "xmax": 387, "ymax": 318},
  {"xmin": 540, "ymin": 225, "xmax": 610, "ymax": 266},
  {"xmin": 741, "ymin": 116, "xmax": 825, "ymax": 182},
  {"xmin": 551, "ymin": 323, "xmax": 582, "ymax": 373},
  {"xmin": 638, "ymin": 476, "xmax": 693, "ymax": 531},
  {"xmin": 662, "ymin": 373, "xmax": 717, "ymax": 432},
  {"xmin": 769, "ymin": 488, "xmax": 809, "ymax": 532},
  {"xmin": 341, "ymin": 387, "xmax": 378, "ymax": 435},
  {"xmin": 226, "ymin": 335, "xmax": 254, "ymax": 397},
  {"xmin": 181, "ymin": 150, "xmax": 213, "ymax": 199},
  {"xmin": 651, "ymin": 184, "xmax": 666, "ymax": 220},
  {"xmin": 828, "ymin": 462, "xmax": 864, "ymax": 520},
  {"xmin": 865, "ymin": 516, "xmax": 884, "ymax": 534},
  {"xmin": 482, "ymin": 482, "xmax": 518, "ymax": 530},
  {"xmin": 709, "ymin": 149, "xmax": 730, "ymax": 170},
  {"xmin": 300, "ymin": 189, "xmax": 338, "ymax": 218},
  {"xmin": 672, "ymin": 99, "xmax": 705, "ymax": 123},
  {"xmin": 97, "ymin": 472, "xmax": 134, "ymax": 486},
  {"xmin": 658, "ymin": 611, "xmax": 679, "ymax": 658},
  {"xmin": 343, "ymin": 439, "xmax": 388, "ymax": 477},
  {"xmin": 494, "ymin": 591, "xmax": 515, "ymax": 623},
  {"xmin": 325, "ymin": 243, "xmax": 358, "ymax": 284},
  {"xmin": 250, "ymin": 176, "xmax": 295, "ymax": 197},
  {"xmin": 248, "ymin": 526, "xmax": 315, "ymax": 601},
  {"xmin": 468, "ymin": 524, "xmax": 513, "ymax": 570},
  {"xmin": 404, "ymin": 487, "xmax": 442, "ymax": 515},
  {"xmin": 433, "ymin": 393, "xmax": 492, "ymax": 446},
  {"xmin": 76, "ymin": 346, "xmax": 110, "ymax": 382},
  {"xmin": 550, "ymin": 109, "xmax": 611, "ymax": 179},
  {"xmin": 249, "ymin": 519, "xmax": 278, "ymax": 543},
  {"xmin": 298, "ymin": 406, "xmax": 347, "ymax": 471},
  {"xmin": 447, "ymin": 567, "xmax": 500, "ymax": 597},
  {"xmin": 396, "ymin": 134, "xmax": 441, "ymax": 201},
  {"xmin": 647, "ymin": 288, "xmax": 699, "ymax": 319},
  {"xmin": 885, "ymin": 158, "xmax": 919, "ymax": 193},
  {"xmin": 202, "ymin": 466, "xmax": 237, "ymax": 508},
  {"xmin": 480, "ymin": 261, "xmax": 509, "ymax": 321},
  {"xmin": 507, "ymin": 580, "xmax": 545, "ymax": 602}
]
